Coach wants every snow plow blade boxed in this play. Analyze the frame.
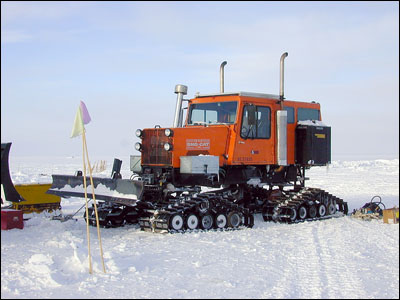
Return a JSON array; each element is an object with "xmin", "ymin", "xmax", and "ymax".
[
  {"xmin": 2, "ymin": 142, "xmax": 61, "ymax": 213},
  {"xmin": 47, "ymin": 175, "xmax": 144, "ymax": 207},
  {"xmin": 1, "ymin": 142, "xmax": 25, "ymax": 204}
]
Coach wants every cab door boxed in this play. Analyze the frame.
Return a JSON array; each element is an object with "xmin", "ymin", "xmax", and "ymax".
[{"xmin": 232, "ymin": 104, "xmax": 275, "ymax": 165}]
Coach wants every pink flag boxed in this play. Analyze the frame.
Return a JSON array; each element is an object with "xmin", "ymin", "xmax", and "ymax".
[
  {"xmin": 71, "ymin": 101, "xmax": 91, "ymax": 138},
  {"xmin": 80, "ymin": 101, "xmax": 91, "ymax": 125}
]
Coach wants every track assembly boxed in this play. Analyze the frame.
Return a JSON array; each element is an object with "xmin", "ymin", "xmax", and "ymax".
[{"xmin": 81, "ymin": 184, "xmax": 347, "ymax": 233}]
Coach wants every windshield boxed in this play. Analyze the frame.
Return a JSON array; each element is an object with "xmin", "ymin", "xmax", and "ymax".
[{"xmin": 188, "ymin": 101, "xmax": 238, "ymax": 125}]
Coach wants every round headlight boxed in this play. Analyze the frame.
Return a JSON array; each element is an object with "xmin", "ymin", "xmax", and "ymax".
[
  {"xmin": 135, "ymin": 142, "xmax": 142, "ymax": 151},
  {"xmin": 164, "ymin": 128, "xmax": 173, "ymax": 137},
  {"xmin": 163, "ymin": 143, "xmax": 172, "ymax": 151},
  {"xmin": 135, "ymin": 129, "xmax": 143, "ymax": 138}
]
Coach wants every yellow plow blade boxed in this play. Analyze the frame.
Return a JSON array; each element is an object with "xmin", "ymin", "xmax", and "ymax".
[{"xmin": 13, "ymin": 183, "xmax": 61, "ymax": 214}]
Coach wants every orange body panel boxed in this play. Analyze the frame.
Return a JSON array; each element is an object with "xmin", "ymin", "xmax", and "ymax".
[
  {"xmin": 230, "ymin": 96, "xmax": 277, "ymax": 165},
  {"xmin": 185, "ymin": 95, "xmax": 321, "ymax": 166},
  {"xmin": 140, "ymin": 94, "xmax": 321, "ymax": 168},
  {"xmin": 171, "ymin": 126, "xmax": 230, "ymax": 167}
]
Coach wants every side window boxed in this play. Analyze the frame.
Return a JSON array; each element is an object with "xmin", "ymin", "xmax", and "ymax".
[
  {"xmin": 297, "ymin": 108, "xmax": 320, "ymax": 121},
  {"xmin": 241, "ymin": 106, "xmax": 256, "ymax": 138},
  {"xmin": 256, "ymin": 106, "xmax": 270, "ymax": 138},
  {"xmin": 284, "ymin": 106, "xmax": 295, "ymax": 124},
  {"xmin": 241, "ymin": 105, "xmax": 271, "ymax": 139}
]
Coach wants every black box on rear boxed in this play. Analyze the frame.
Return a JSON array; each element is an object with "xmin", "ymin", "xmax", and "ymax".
[{"xmin": 295, "ymin": 124, "xmax": 331, "ymax": 165}]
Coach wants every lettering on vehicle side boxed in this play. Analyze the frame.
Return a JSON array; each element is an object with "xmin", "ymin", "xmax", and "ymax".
[
  {"xmin": 186, "ymin": 139, "xmax": 211, "ymax": 150},
  {"xmin": 236, "ymin": 157, "xmax": 253, "ymax": 162}
]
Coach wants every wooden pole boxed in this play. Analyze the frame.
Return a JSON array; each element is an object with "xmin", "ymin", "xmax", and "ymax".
[
  {"xmin": 82, "ymin": 133, "xmax": 92, "ymax": 274},
  {"xmin": 82, "ymin": 131, "xmax": 106, "ymax": 273}
]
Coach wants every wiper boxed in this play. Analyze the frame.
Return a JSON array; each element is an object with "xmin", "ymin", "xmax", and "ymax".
[
  {"xmin": 211, "ymin": 122, "xmax": 231, "ymax": 125},
  {"xmin": 192, "ymin": 121, "xmax": 207, "ymax": 126}
]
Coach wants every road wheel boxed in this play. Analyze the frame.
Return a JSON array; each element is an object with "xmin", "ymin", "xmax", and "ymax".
[
  {"xmin": 169, "ymin": 213, "xmax": 184, "ymax": 231},
  {"xmin": 227, "ymin": 211, "xmax": 241, "ymax": 228},
  {"xmin": 200, "ymin": 214, "xmax": 214, "ymax": 230},
  {"xmin": 328, "ymin": 202, "xmax": 337, "ymax": 215},
  {"xmin": 215, "ymin": 213, "xmax": 227, "ymax": 229},
  {"xmin": 308, "ymin": 205, "xmax": 317, "ymax": 218},
  {"xmin": 186, "ymin": 213, "xmax": 199, "ymax": 230},
  {"xmin": 318, "ymin": 204, "xmax": 326, "ymax": 217},
  {"xmin": 298, "ymin": 206, "xmax": 307, "ymax": 220},
  {"xmin": 288, "ymin": 207, "xmax": 297, "ymax": 222}
]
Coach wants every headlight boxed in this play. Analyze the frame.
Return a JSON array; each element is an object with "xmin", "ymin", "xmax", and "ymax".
[
  {"xmin": 164, "ymin": 128, "xmax": 173, "ymax": 137},
  {"xmin": 135, "ymin": 142, "xmax": 142, "ymax": 151},
  {"xmin": 163, "ymin": 143, "xmax": 172, "ymax": 151},
  {"xmin": 135, "ymin": 129, "xmax": 143, "ymax": 138}
]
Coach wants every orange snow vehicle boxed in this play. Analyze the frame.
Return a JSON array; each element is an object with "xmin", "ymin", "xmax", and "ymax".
[{"xmin": 48, "ymin": 53, "xmax": 348, "ymax": 232}]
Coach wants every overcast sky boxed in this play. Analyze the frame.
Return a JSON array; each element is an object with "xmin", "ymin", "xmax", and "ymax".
[{"xmin": 1, "ymin": 1, "xmax": 399, "ymax": 161}]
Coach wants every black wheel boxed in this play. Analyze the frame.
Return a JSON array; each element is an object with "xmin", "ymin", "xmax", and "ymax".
[
  {"xmin": 327, "ymin": 202, "xmax": 336, "ymax": 215},
  {"xmin": 200, "ymin": 214, "xmax": 214, "ymax": 230},
  {"xmin": 308, "ymin": 205, "xmax": 317, "ymax": 218},
  {"xmin": 227, "ymin": 211, "xmax": 241, "ymax": 228},
  {"xmin": 215, "ymin": 213, "xmax": 228, "ymax": 229},
  {"xmin": 318, "ymin": 204, "xmax": 326, "ymax": 217},
  {"xmin": 169, "ymin": 213, "xmax": 184, "ymax": 231},
  {"xmin": 298, "ymin": 206, "xmax": 307, "ymax": 220},
  {"xmin": 186, "ymin": 213, "xmax": 199, "ymax": 230},
  {"xmin": 288, "ymin": 207, "xmax": 297, "ymax": 222}
]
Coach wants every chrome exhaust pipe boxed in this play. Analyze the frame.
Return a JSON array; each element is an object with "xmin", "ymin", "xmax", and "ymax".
[
  {"xmin": 220, "ymin": 61, "xmax": 227, "ymax": 93},
  {"xmin": 279, "ymin": 52, "xmax": 288, "ymax": 101},
  {"xmin": 173, "ymin": 84, "xmax": 188, "ymax": 128},
  {"xmin": 277, "ymin": 52, "xmax": 288, "ymax": 166}
]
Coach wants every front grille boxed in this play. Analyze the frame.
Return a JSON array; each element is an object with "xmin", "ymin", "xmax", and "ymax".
[{"xmin": 142, "ymin": 129, "xmax": 172, "ymax": 165}]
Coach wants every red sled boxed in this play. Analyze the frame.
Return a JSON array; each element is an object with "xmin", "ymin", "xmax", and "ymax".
[{"xmin": 1, "ymin": 209, "xmax": 24, "ymax": 230}]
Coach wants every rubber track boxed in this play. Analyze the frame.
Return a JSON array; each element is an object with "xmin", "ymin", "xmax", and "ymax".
[
  {"xmin": 262, "ymin": 187, "xmax": 347, "ymax": 223},
  {"xmin": 138, "ymin": 193, "xmax": 254, "ymax": 233},
  {"xmin": 85, "ymin": 187, "xmax": 348, "ymax": 232}
]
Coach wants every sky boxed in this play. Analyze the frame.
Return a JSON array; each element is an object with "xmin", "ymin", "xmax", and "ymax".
[{"xmin": 1, "ymin": 1, "xmax": 399, "ymax": 161}]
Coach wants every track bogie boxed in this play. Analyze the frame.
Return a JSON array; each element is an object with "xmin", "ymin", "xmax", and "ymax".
[{"xmin": 84, "ymin": 183, "xmax": 347, "ymax": 233}]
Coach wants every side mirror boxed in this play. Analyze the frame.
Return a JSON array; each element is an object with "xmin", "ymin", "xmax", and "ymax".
[{"xmin": 247, "ymin": 105, "xmax": 256, "ymax": 125}]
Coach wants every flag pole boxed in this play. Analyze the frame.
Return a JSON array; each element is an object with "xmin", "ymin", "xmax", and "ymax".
[
  {"xmin": 82, "ymin": 131, "xmax": 106, "ymax": 273},
  {"xmin": 82, "ymin": 133, "xmax": 93, "ymax": 274}
]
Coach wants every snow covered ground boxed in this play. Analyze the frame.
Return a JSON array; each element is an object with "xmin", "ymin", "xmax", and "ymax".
[{"xmin": 1, "ymin": 156, "xmax": 399, "ymax": 299}]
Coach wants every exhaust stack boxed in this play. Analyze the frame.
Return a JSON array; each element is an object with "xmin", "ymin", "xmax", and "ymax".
[
  {"xmin": 173, "ymin": 84, "xmax": 188, "ymax": 128},
  {"xmin": 277, "ymin": 52, "xmax": 288, "ymax": 166},
  {"xmin": 279, "ymin": 52, "xmax": 288, "ymax": 101},
  {"xmin": 220, "ymin": 61, "xmax": 227, "ymax": 93}
]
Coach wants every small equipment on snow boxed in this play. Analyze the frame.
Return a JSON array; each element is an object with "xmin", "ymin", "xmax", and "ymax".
[{"xmin": 351, "ymin": 196, "xmax": 386, "ymax": 221}]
